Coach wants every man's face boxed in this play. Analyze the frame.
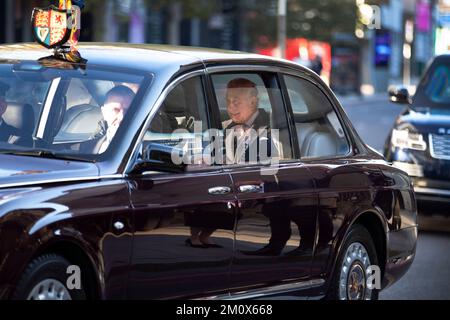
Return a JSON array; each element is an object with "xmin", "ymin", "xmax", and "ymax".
[
  {"xmin": 101, "ymin": 95, "xmax": 130, "ymax": 128},
  {"xmin": 226, "ymin": 88, "xmax": 257, "ymax": 124}
]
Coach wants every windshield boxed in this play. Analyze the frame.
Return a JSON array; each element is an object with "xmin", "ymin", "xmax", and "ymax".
[
  {"xmin": 0, "ymin": 59, "xmax": 149, "ymax": 161},
  {"xmin": 414, "ymin": 59, "xmax": 450, "ymax": 108}
]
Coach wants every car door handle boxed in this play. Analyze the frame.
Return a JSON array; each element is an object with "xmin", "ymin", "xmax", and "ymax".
[
  {"xmin": 208, "ymin": 186, "xmax": 231, "ymax": 195},
  {"xmin": 239, "ymin": 185, "xmax": 262, "ymax": 193}
]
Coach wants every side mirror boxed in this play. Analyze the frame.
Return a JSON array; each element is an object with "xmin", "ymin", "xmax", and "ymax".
[
  {"xmin": 130, "ymin": 143, "xmax": 186, "ymax": 175},
  {"xmin": 388, "ymin": 85, "xmax": 410, "ymax": 104}
]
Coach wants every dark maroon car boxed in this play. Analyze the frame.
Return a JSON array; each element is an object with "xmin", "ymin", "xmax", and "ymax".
[{"xmin": 0, "ymin": 43, "xmax": 417, "ymax": 300}]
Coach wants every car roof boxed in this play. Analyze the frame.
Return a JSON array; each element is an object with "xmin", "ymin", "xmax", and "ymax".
[{"xmin": 0, "ymin": 43, "xmax": 308, "ymax": 74}]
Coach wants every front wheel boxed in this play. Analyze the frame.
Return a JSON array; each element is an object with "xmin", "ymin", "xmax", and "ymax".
[
  {"xmin": 327, "ymin": 224, "xmax": 380, "ymax": 300},
  {"xmin": 13, "ymin": 254, "xmax": 86, "ymax": 300}
]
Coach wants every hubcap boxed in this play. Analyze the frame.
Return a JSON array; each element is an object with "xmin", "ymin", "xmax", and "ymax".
[
  {"xmin": 27, "ymin": 279, "xmax": 72, "ymax": 300},
  {"xmin": 338, "ymin": 242, "xmax": 372, "ymax": 300}
]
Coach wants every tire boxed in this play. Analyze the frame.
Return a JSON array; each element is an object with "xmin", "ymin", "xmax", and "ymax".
[
  {"xmin": 326, "ymin": 224, "xmax": 380, "ymax": 300},
  {"xmin": 13, "ymin": 254, "xmax": 86, "ymax": 300}
]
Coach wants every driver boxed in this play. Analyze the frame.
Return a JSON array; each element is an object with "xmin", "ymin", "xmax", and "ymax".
[{"xmin": 82, "ymin": 85, "xmax": 135, "ymax": 154}]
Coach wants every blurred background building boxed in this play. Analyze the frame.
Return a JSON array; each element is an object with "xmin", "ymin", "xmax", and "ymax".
[{"xmin": 0, "ymin": 0, "xmax": 448, "ymax": 95}]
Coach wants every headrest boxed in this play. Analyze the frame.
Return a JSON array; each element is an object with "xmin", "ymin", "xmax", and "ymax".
[
  {"xmin": 3, "ymin": 103, "xmax": 35, "ymax": 135},
  {"xmin": 62, "ymin": 104, "xmax": 103, "ymax": 134},
  {"xmin": 164, "ymin": 85, "xmax": 186, "ymax": 114}
]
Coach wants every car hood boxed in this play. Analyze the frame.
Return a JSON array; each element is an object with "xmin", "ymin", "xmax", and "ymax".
[
  {"xmin": 398, "ymin": 106, "xmax": 450, "ymax": 134},
  {"xmin": 0, "ymin": 154, "xmax": 99, "ymax": 189}
]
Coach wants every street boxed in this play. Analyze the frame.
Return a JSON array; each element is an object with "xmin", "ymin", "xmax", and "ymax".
[
  {"xmin": 340, "ymin": 95, "xmax": 404, "ymax": 153},
  {"xmin": 340, "ymin": 95, "xmax": 450, "ymax": 300}
]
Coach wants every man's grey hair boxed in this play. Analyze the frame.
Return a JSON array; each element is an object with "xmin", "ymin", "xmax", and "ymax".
[{"xmin": 105, "ymin": 85, "xmax": 135, "ymax": 108}]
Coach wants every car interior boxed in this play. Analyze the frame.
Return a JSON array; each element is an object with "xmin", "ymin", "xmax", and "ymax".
[
  {"xmin": 0, "ymin": 70, "xmax": 347, "ymax": 160},
  {"xmin": 285, "ymin": 77, "xmax": 349, "ymax": 159},
  {"xmin": 148, "ymin": 82, "xmax": 200, "ymax": 135},
  {"xmin": 213, "ymin": 74, "xmax": 349, "ymax": 161},
  {"xmin": 143, "ymin": 77, "xmax": 209, "ymax": 164},
  {"xmin": 293, "ymin": 111, "xmax": 347, "ymax": 159},
  {"xmin": 212, "ymin": 73, "xmax": 292, "ymax": 161}
]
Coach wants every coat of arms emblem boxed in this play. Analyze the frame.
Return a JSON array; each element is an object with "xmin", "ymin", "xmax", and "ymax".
[{"xmin": 32, "ymin": 6, "xmax": 71, "ymax": 49}]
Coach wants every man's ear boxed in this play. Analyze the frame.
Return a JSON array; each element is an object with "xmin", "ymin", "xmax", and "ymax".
[{"xmin": 251, "ymin": 96, "xmax": 259, "ymax": 109}]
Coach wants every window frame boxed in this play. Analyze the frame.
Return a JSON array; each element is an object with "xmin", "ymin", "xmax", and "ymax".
[
  {"xmin": 25, "ymin": 65, "xmax": 151, "ymax": 158},
  {"xmin": 130, "ymin": 70, "xmax": 225, "ymax": 176},
  {"xmin": 205, "ymin": 66, "xmax": 298, "ymax": 171}
]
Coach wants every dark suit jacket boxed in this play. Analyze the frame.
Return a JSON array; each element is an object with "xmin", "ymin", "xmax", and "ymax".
[
  {"xmin": 223, "ymin": 109, "xmax": 274, "ymax": 163},
  {"xmin": 80, "ymin": 134, "xmax": 107, "ymax": 154},
  {"xmin": 223, "ymin": 108, "xmax": 270, "ymax": 131},
  {"xmin": 79, "ymin": 120, "xmax": 108, "ymax": 154},
  {"xmin": 0, "ymin": 120, "xmax": 33, "ymax": 147}
]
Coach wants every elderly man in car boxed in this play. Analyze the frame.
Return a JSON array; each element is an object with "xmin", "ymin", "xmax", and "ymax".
[{"xmin": 222, "ymin": 78, "xmax": 273, "ymax": 164}]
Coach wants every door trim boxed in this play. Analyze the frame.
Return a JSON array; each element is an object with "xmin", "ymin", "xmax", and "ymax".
[{"xmin": 196, "ymin": 278, "xmax": 325, "ymax": 300}]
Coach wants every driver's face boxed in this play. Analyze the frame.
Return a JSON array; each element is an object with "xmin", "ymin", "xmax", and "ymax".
[{"xmin": 101, "ymin": 95, "xmax": 129, "ymax": 128}]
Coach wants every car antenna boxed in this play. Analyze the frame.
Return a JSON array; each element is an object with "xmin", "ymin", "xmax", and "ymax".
[{"xmin": 31, "ymin": 0, "xmax": 87, "ymax": 64}]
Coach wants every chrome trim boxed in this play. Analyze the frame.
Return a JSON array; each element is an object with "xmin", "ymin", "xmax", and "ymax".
[
  {"xmin": 206, "ymin": 65, "xmax": 285, "ymax": 74},
  {"xmin": 197, "ymin": 279, "xmax": 325, "ymax": 300},
  {"xmin": 208, "ymin": 186, "xmax": 231, "ymax": 195},
  {"xmin": 0, "ymin": 174, "xmax": 124, "ymax": 189},
  {"xmin": 98, "ymin": 174, "xmax": 125, "ymax": 179},
  {"xmin": 124, "ymin": 70, "xmax": 206, "ymax": 174},
  {"xmin": 239, "ymin": 184, "xmax": 262, "ymax": 193},
  {"xmin": 27, "ymin": 279, "xmax": 72, "ymax": 300},
  {"xmin": 414, "ymin": 186, "xmax": 450, "ymax": 197},
  {"xmin": 113, "ymin": 221, "xmax": 125, "ymax": 230},
  {"xmin": 37, "ymin": 77, "xmax": 61, "ymax": 138},
  {"xmin": 429, "ymin": 134, "xmax": 450, "ymax": 160},
  {"xmin": 206, "ymin": 64, "xmax": 315, "ymax": 83}
]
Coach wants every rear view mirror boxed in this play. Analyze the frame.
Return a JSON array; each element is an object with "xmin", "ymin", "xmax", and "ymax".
[
  {"xmin": 131, "ymin": 143, "xmax": 186, "ymax": 175},
  {"xmin": 388, "ymin": 85, "xmax": 410, "ymax": 104}
]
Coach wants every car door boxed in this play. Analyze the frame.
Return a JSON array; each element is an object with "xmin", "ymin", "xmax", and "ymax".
[
  {"xmin": 281, "ymin": 73, "xmax": 382, "ymax": 277},
  {"xmin": 127, "ymin": 74, "xmax": 236, "ymax": 299},
  {"xmin": 208, "ymin": 69, "xmax": 318, "ymax": 294}
]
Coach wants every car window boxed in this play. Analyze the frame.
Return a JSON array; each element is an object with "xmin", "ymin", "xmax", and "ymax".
[
  {"xmin": 414, "ymin": 59, "xmax": 450, "ymax": 109},
  {"xmin": 0, "ymin": 60, "xmax": 147, "ymax": 160},
  {"xmin": 284, "ymin": 75, "xmax": 349, "ymax": 159},
  {"xmin": 141, "ymin": 76, "xmax": 212, "ymax": 169},
  {"xmin": 212, "ymin": 73, "xmax": 272, "ymax": 118},
  {"xmin": 53, "ymin": 78, "xmax": 121, "ymax": 144},
  {"xmin": 424, "ymin": 64, "xmax": 450, "ymax": 104},
  {"xmin": 210, "ymin": 72, "xmax": 293, "ymax": 165},
  {"xmin": 287, "ymin": 88, "xmax": 308, "ymax": 114},
  {"xmin": 1, "ymin": 76, "xmax": 51, "ymax": 127}
]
